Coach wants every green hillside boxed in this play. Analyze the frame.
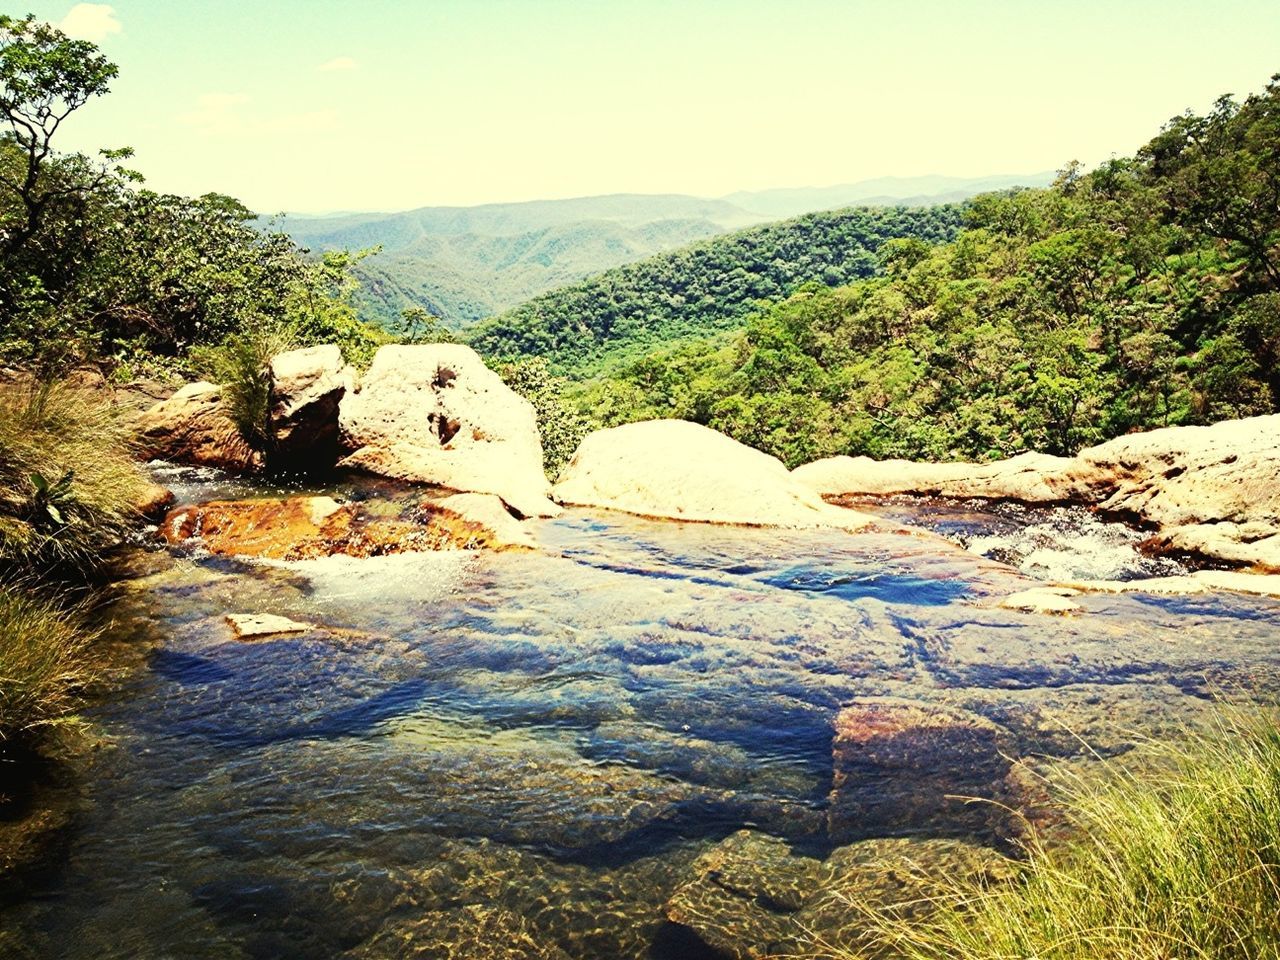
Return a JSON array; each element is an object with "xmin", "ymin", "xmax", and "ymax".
[
  {"xmin": 573, "ymin": 78, "xmax": 1280, "ymax": 468},
  {"xmin": 466, "ymin": 204, "xmax": 964, "ymax": 375}
]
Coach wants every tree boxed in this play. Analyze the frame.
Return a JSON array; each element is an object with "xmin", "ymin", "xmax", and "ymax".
[{"xmin": 0, "ymin": 14, "xmax": 121, "ymax": 259}]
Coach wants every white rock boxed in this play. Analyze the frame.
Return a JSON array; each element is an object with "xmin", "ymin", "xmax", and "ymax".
[
  {"xmin": 432, "ymin": 492, "xmax": 537, "ymax": 549},
  {"xmin": 338, "ymin": 344, "xmax": 558, "ymax": 518},
  {"xmin": 136, "ymin": 382, "xmax": 263, "ymax": 472},
  {"xmin": 268, "ymin": 344, "xmax": 352, "ymax": 459},
  {"xmin": 553, "ymin": 419, "xmax": 880, "ymax": 529},
  {"xmin": 997, "ymin": 588, "xmax": 1084, "ymax": 615},
  {"xmin": 225, "ymin": 613, "xmax": 314, "ymax": 639}
]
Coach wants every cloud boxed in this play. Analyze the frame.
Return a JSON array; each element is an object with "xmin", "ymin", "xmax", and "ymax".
[
  {"xmin": 318, "ymin": 56, "xmax": 358, "ymax": 73},
  {"xmin": 58, "ymin": 3, "xmax": 121, "ymax": 42},
  {"xmin": 176, "ymin": 93, "xmax": 338, "ymax": 139},
  {"xmin": 177, "ymin": 93, "xmax": 250, "ymax": 137}
]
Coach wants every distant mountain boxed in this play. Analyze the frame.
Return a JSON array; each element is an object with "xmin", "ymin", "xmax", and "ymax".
[
  {"xmin": 466, "ymin": 204, "xmax": 965, "ymax": 376},
  {"xmin": 274, "ymin": 176, "xmax": 1049, "ymax": 330},
  {"xmin": 723, "ymin": 173, "xmax": 1058, "ymax": 219}
]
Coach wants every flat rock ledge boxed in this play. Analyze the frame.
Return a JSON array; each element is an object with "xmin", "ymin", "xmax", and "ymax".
[
  {"xmin": 553, "ymin": 419, "xmax": 881, "ymax": 530},
  {"xmin": 225, "ymin": 613, "xmax": 313, "ymax": 639},
  {"xmin": 794, "ymin": 413, "xmax": 1280, "ymax": 572}
]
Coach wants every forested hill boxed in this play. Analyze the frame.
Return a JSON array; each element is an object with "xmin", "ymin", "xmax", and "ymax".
[
  {"xmin": 570, "ymin": 77, "xmax": 1280, "ymax": 469},
  {"xmin": 465, "ymin": 204, "xmax": 964, "ymax": 374}
]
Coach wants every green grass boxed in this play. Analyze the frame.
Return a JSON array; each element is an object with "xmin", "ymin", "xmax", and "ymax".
[
  {"xmin": 0, "ymin": 379, "xmax": 151, "ymax": 574},
  {"xmin": 0, "ymin": 586, "xmax": 95, "ymax": 742},
  {"xmin": 839, "ymin": 708, "xmax": 1280, "ymax": 960},
  {"xmin": 190, "ymin": 323, "xmax": 297, "ymax": 449}
]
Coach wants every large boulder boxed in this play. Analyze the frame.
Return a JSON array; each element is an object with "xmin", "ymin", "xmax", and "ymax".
[
  {"xmin": 135, "ymin": 382, "xmax": 263, "ymax": 472},
  {"xmin": 338, "ymin": 344, "xmax": 557, "ymax": 518},
  {"xmin": 268, "ymin": 344, "xmax": 351, "ymax": 466},
  {"xmin": 552, "ymin": 419, "xmax": 880, "ymax": 529},
  {"xmin": 795, "ymin": 414, "xmax": 1280, "ymax": 570}
]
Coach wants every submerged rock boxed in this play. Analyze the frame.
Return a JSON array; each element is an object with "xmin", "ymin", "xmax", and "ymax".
[
  {"xmin": 796, "ymin": 414, "xmax": 1280, "ymax": 571},
  {"xmin": 136, "ymin": 382, "xmax": 263, "ymax": 472},
  {"xmin": 828, "ymin": 698, "xmax": 1016, "ymax": 843},
  {"xmin": 355, "ymin": 904, "xmax": 572, "ymax": 960},
  {"xmin": 662, "ymin": 829, "xmax": 1011, "ymax": 960},
  {"xmin": 338, "ymin": 344, "xmax": 558, "ymax": 518},
  {"xmin": 553, "ymin": 419, "xmax": 881, "ymax": 529},
  {"xmin": 429, "ymin": 493, "xmax": 536, "ymax": 550}
]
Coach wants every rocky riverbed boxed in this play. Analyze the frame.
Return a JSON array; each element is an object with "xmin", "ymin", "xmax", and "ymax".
[{"xmin": 5, "ymin": 343, "xmax": 1280, "ymax": 958}]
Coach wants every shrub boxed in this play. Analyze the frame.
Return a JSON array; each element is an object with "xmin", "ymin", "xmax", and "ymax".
[
  {"xmin": 843, "ymin": 708, "xmax": 1280, "ymax": 960},
  {"xmin": 189, "ymin": 321, "xmax": 297, "ymax": 449},
  {"xmin": 0, "ymin": 585, "xmax": 95, "ymax": 741},
  {"xmin": 0, "ymin": 379, "xmax": 150, "ymax": 574}
]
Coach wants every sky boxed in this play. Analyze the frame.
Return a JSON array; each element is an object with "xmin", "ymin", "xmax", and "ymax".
[{"xmin": 16, "ymin": 0, "xmax": 1280, "ymax": 214}]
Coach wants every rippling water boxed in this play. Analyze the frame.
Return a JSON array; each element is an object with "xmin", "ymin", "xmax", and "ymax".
[{"xmin": 4, "ymin": 475, "xmax": 1280, "ymax": 958}]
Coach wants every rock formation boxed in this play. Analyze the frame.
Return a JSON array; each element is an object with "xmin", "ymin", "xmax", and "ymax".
[
  {"xmin": 136, "ymin": 382, "xmax": 263, "ymax": 472},
  {"xmin": 553, "ymin": 419, "xmax": 881, "ymax": 529},
  {"xmin": 796, "ymin": 414, "xmax": 1280, "ymax": 570},
  {"xmin": 338, "ymin": 344, "xmax": 558, "ymax": 518},
  {"xmin": 267, "ymin": 344, "xmax": 351, "ymax": 466}
]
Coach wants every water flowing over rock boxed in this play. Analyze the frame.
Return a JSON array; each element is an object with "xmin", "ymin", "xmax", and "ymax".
[
  {"xmin": 796, "ymin": 414, "xmax": 1280, "ymax": 570},
  {"xmin": 136, "ymin": 382, "xmax": 263, "ymax": 473},
  {"xmin": 553, "ymin": 419, "xmax": 881, "ymax": 529},
  {"xmin": 225, "ymin": 613, "xmax": 314, "ymax": 639},
  {"xmin": 828, "ymin": 698, "xmax": 1016, "ymax": 843},
  {"xmin": 338, "ymin": 344, "xmax": 558, "ymax": 518},
  {"xmin": 268, "ymin": 344, "xmax": 351, "ymax": 467}
]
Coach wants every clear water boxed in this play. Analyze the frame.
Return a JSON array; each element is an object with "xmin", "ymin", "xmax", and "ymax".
[{"xmin": 5, "ymin": 477, "xmax": 1280, "ymax": 959}]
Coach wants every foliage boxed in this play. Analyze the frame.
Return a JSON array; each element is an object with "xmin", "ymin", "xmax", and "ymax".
[
  {"xmin": 0, "ymin": 379, "xmax": 149, "ymax": 574},
  {"xmin": 467, "ymin": 205, "xmax": 964, "ymax": 376},
  {"xmin": 494, "ymin": 356, "xmax": 592, "ymax": 476},
  {"xmin": 0, "ymin": 584, "xmax": 94, "ymax": 741},
  {"xmin": 843, "ymin": 708, "xmax": 1280, "ymax": 960},
  {"xmin": 189, "ymin": 323, "xmax": 297, "ymax": 449},
  {"xmin": 577, "ymin": 76, "xmax": 1280, "ymax": 465}
]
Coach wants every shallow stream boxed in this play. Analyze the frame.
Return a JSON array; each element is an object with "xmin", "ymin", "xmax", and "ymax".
[{"xmin": 4, "ymin": 471, "xmax": 1280, "ymax": 958}]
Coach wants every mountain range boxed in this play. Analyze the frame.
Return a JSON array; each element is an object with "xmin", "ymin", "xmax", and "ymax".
[{"xmin": 277, "ymin": 172, "xmax": 1055, "ymax": 329}]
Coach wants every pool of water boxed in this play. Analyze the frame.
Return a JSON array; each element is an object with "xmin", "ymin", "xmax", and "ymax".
[{"xmin": 4, "ymin": 477, "xmax": 1280, "ymax": 958}]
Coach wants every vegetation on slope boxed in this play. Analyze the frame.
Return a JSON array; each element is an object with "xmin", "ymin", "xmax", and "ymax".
[
  {"xmin": 570, "ymin": 77, "xmax": 1280, "ymax": 466},
  {"xmin": 846, "ymin": 708, "xmax": 1280, "ymax": 960},
  {"xmin": 466, "ymin": 204, "xmax": 964, "ymax": 375}
]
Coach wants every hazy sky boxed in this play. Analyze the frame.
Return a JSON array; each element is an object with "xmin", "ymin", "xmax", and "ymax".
[{"xmin": 17, "ymin": 0, "xmax": 1280, "ymax": 213}]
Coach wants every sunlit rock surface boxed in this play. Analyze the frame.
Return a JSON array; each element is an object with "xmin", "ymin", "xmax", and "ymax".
[
  {"xmin": 338, "ymin": 344, "xmax": 558, "ymax": 518},
  {"xmin": 136, "ymin": 382, "xmax": 263, "ymax": 472},
  {"xmin": 554, "ymin": 419, "xmax": 882, "ymax": 529}
]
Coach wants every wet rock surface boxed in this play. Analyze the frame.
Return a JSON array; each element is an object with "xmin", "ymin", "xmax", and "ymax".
[{"xmin": 7, "ymin": 475, "xmax": 1280, "ymax": 959}]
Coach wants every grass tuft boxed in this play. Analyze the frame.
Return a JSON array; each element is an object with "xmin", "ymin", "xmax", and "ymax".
[
  {"xmin": 838, "ymin": 707, "xmax": 1280, "ymax": 960},
  {"xmin": 0, "ymin": 585, "xmax": 96, "ymax": 741},
  {"xmin": 0, "ymin": 379, "xmax": 151, "ymax": 575}
]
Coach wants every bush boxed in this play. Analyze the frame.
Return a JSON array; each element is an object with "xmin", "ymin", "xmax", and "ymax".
[
  {"xmin": 189, "ymin": 322, "xmax": 297, "ymax": 449},
  {"xmin": 846, "ymin": 708, "xmax": 1280, "ymax": 960},
  {"xmin": 0, "ymin": 585, "xmax": 95, "ymax": 741},
  {"xmin": 0, "ymin": 379, "xmax": 150, "ymax": 574}
]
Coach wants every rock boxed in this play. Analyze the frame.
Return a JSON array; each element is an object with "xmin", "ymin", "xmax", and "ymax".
[
  {"xmin": 553, "ymin": 419, "xmax": 881, "ymax": 529},
  {"xmin": 997, "ymin": 587, "xmax": 1084, "ymax": 615},
  {"xmin": 338, "ymin": 344, "xmax": 558, "ymax": 518},
  {"xmin": 162, "ymin": 495, "xmax": 528, "ymax": 560},
  {"xmin": 1064, "ymin": 570, "xmax": 1280, "ymax": 599},
  {"xmin": 828, "ymin": 698, "xmax": 1015, "ymax": 843},
  {"xmin": 356, "ymin": 904, "xmax": 572, "ymax": 960},
  {"xmin": 794, "ymin": 450, "xmax": 1096, "ymax": 503},
  {"xmin": 662, "ymin": 829, "xmax": 1013, "ymax": 960},
  {"xmin": 662, "ymin": 830, "xmax": 826, "ymax": 959},
  {"xmin": 795, "ymin": 414, "xmax": 1280, "ymax": 571},
  {"xmin": 268, "ymin": 344, "xmax": 351, "ymax": 467},
  {"xmin": 135, "ymin": 382, "xmax": 263, "ymax": 472},
  {"xmin": 429, "ymin": 493, "xmax": 536, "ymax": 550},
  {"xmin": 134, "ymin": 481, "xmax": 176, "ymax": 520},
  {"xmin": 225, "ymin": 613, "xmax": 314, "ymax": 639}
]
